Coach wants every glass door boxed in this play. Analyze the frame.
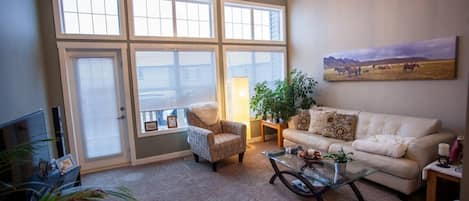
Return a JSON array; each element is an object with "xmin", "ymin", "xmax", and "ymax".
[{"xmin": 67, "ymin": 51, "xmax": 129, "ymax": 172}]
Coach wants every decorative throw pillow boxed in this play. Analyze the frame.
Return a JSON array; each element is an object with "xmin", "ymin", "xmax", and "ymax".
[
  {"xmin": 322, "ymin": 113, "xmax": 358, "ymax": 141},
  {"xmin": 308, "ymin": 110, "xmax": 336, "ymax": 134},
  {"xmin": 296, "ymin": 109, "xmax": 310, "ymax": 131}
]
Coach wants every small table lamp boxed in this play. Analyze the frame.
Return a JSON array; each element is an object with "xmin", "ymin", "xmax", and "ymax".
[{"xmin": 437, "ymin": 143, "xmax": 450, "ymax": 168}]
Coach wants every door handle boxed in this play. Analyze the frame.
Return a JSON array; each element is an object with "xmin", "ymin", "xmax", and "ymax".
[{"xmin": 117, "ymin": 115, "xmax": 126, "ymax": 120}]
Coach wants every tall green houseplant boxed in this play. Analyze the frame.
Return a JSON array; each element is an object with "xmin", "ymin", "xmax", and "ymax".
[
  {"xmin": 289, "ymin": 69, "xmax": 318, "ymax": 110},
  {"xmin": 250, "ymin": 69, "xmax": 318, "ymax": 122}
]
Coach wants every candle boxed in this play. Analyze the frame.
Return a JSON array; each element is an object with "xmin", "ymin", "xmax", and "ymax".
[
  {"xmin": 307, "ymin": 149, "xmax": 316, "ymax": 156},
  {"xmin": 438, "ymin": 143, "xmax": 450, "ymax": 156}
]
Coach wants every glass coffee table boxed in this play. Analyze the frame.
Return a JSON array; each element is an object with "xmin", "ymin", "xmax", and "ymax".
[{"xmin": 263, "ymin": 150, "xmax": 377, "ymax": 201}]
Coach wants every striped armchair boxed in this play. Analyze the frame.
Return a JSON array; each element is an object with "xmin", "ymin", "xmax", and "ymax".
[{"xmin": 186, "ymin": 105, "xmax": 246, "ymax": 172}]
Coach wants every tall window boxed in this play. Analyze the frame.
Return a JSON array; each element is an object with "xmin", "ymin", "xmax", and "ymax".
[
  {"xmin": 224, "ymin": 48, "xmax": 286, "ymax": 119},
  {"xmin": 130, "ymin": 0, "xmax": 215, "ymax": 39},
  {"xmin": 131, "ymin": 45, "xmax": 218, "ymax": 135},
  {"xmin": 223, "ymin": 1, "xmax": 284, "ymax": 42},
  {"xmin": 55, "ymin": 0, "xmax": 125, "ymax": 38}
]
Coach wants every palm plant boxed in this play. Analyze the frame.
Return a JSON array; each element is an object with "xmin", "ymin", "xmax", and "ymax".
[{"xmin": 0, "ymin": 139, "xmax": 136, "ymax": 201}]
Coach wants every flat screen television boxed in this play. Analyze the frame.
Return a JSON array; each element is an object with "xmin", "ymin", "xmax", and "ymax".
[{"xmin": 0, "ymin": 110, "xmax": 52, "ymax": 200}]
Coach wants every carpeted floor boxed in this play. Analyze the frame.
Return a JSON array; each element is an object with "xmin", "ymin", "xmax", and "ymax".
[{"xmin": 83, "ymin": 141, "xmax": 424, "ymax": 201}]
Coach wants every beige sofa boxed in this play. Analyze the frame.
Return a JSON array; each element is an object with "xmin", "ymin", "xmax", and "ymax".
[{"xmin": 284, "ymin": 107, "xmax": 455, "ymax": 195}]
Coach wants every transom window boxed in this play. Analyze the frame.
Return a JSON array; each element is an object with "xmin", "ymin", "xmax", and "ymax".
[
  {"xmin": 57, "ymin": 0, "xmax": 122, "ymax": 36},
  {"xmin": 223, "ymin": 2, "xmax": 284, "ymax": 42},
  {"xmin": 130, "ymin": 0, "xmax": 215, "ymax": 39}
]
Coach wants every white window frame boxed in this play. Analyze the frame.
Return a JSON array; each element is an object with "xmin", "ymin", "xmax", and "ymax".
[
  {"xmin": 127, "ymin": 0, "xmax": 219, "ymax": 42},
  {"xmin": 52, "ymin": 0, "xmax": 128, "ymax": 40},
  {"xmin": 130, "ymin": 43, "xmax": 222, "ymax": 138},
  {"xmin": 221, "ymin": 0, "xmax": 286, "ymax": 45},
  {"xmin": 222, "ymin": 45, "xmax": 288, "ymax": 120}
]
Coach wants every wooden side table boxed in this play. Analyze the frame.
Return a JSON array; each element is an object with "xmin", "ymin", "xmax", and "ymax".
[
  {"xmin": 423, "ymin": 161, "xmax": 462, "ymax": 201},
  {"xmin": 260, "ymin": 120, "xmax": 287, "ymax": 147}
]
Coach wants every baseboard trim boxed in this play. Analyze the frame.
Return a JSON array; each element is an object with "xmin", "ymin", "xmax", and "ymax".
[
  {"xmin": 132, "ymin": 150, "xmax": 192, "ymax": 166},
  {"xmin": 249, "ymin": 134, "xmax": 277, "ymax": 143},
  {"xmin": 81, "ymin": 162, "xmax": 130, "ymax": 175}
]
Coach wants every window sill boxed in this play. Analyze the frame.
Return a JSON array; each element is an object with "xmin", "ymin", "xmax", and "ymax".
[{"xmin": 138, "ymin": 127, "xmax": 188, "ymax": 138}]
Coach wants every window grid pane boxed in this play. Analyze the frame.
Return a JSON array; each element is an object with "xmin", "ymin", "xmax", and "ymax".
[
  {"xmin": 133, "ymin": 0, "xmax": 174, "ymax": 36},
  {"xmin": 224, "ymin": 3, "xmax": 283, "ymax": 41},
  {"xmin": 175, "ymin": 1, "xmax": 213, "ymax": 38},
  {"xmin": 61, "ymin": 0, "xmax": 120, "ymax": 35},
  {"xmin": 224, "ymin": 5, "xmax": 252, "ymax": 40}
]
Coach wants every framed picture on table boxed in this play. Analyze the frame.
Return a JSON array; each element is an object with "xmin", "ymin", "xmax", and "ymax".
[
  {"xmin": 167, "ymin": 115, "xmax": 178, "ymax": 128},
  {"xmin": 56, "ymin": 154, "xmax": 76, "ymax": 174},
  {"xmin": 144, "ymin": 121, "xmax": 158, "ymax": 132}
]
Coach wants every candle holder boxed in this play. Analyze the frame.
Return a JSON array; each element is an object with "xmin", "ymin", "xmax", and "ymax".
[{"xmin": 437, "ymin": 155, "xmax": 450, "ymax": 168}]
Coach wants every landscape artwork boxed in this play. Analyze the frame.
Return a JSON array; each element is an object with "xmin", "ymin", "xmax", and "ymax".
[{"xmin": 323, "ymin": 37, "xmax": 457, "ymax": 81}]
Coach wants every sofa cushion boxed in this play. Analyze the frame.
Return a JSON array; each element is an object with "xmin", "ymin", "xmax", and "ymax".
[
  {"xmin": 296, "ymin": 109, "xmax": 310, "ymax": 131},
  {"xmin": 352, "ymin": 135, "xmax": 416, "ymax": 158},
  {"xmin": 356, "ymin": 112, "xmax": 441, "ymax": 139},
  {"xmin": 322, "ymin": 113, "xmax": 358, "ymax": 141},
  {"xmin": 308, "ymin": 110, "xmax": 336, "ymax": 134},
  {"xmin": 283, "ymin": 128, "xmax": 344, "ymax": 151},
  {"xmin": 329, "ymin": 142, "xmax": 420, "ymax": 179}
]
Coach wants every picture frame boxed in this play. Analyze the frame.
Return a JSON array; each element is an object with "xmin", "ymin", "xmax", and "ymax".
[
  {"xmin": 167, "ymin": 115, "xmax": 178, "ymax": 128},
  {"xmin": 56, "ymin": 154, "xmax": 76, "ymax": 174},
  {"xmin": 144, "ymin": 121, "xmax": 158, "ymax": 132}
]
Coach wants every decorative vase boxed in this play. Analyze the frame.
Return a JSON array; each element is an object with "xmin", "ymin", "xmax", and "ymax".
[
  {"xmin": 334, "ymin": 162, "xmax": 347, "ymax": 175},
  {"xmin": 449, "ymin": 136, "xmax": 464, "ymax": 164}
]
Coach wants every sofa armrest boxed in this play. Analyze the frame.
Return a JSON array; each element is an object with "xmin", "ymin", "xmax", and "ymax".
[
  {"xmin": 221, "ymin": 120, "xmax": 247, "ymax": 145},
  {"xmin": 405, "ymin": 132, "xmax": 456, "ymax": 169},
  {"xmin": 287, "ymin": 115, "xmax": 299, "ymax": 129},
  {"xmin": 187, "ymin": 126, "xmax": 215, "ymax": 147}
]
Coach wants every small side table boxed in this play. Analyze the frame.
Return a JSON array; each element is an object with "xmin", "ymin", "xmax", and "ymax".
[
  {"xmin": 260, "ymin": 120, "xmax": 287, "ymax": 147},
  {"xmin": 422, "ymin": 161, "xmax": 462, "ymax": 201}
]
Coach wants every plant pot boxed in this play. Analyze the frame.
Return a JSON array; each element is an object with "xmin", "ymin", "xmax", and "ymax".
[{"xmin": 334, "ymin": 162, "xmax": 347, "ymax": 175}]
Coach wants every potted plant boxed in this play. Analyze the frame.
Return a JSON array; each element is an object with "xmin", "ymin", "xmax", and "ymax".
[
  {"xmin": 289, "ymin": 69, "xmax": 318, "ymax": 110},
  {"xmin": 250, "ymin": 70, "xmax": 318, "ymax": 122},
  {"xmin": 250, "ymin": 82, "xmax": 274, "ymax": 120},
  {"xmin": 324, "ymin": 147, "xmax": 354, "ymax": 174}
]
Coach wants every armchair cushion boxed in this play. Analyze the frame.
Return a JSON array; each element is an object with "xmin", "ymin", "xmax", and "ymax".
[
  {"xmin": 214, "ymin": 133, "xmax": 242, "ymax": 149},
  {"xmin": 221, "ymin": 120, "xmax": 247, "ymax": 149}
]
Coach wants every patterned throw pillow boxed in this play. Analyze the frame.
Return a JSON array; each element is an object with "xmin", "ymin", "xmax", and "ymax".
[
  {"xmin": 308, "ymin": 110, "xmax": 336, "ymax": 134},
  {"xmin": 322, "ymin": 113, "xmax": 358, "ymax": 141},
  {"xmin": 296, "ymin": 109, "xmax": 310, "ymax": 131}
]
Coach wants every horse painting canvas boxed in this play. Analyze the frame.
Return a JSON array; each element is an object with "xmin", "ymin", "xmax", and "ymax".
[{"xmin": 323, "ymin": 37, "xmax": 457, "ymax": 81}]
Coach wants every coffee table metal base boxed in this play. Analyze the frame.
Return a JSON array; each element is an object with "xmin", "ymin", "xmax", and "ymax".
[{"xmin": 268, "ymin": 158, "xmax": 365, "ymax": 201}]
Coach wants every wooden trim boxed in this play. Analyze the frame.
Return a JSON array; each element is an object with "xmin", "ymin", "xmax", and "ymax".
[{"xmin": 426, "ymin": 169, "xmax": 461, "ymax": 201}]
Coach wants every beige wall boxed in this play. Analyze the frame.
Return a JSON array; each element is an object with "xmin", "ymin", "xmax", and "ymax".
[
  {"xmin": 0, "ymin": 0, "xmax": 49, "ymax": 126},
  {"xmin": 288, "ymin": 0, "xmax": 469, "ymax": 134}
]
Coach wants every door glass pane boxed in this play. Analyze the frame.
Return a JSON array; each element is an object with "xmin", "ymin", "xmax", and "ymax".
[{"xmin": 75, "ymin": 58, "xmax": 122, "ymax": 159}]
